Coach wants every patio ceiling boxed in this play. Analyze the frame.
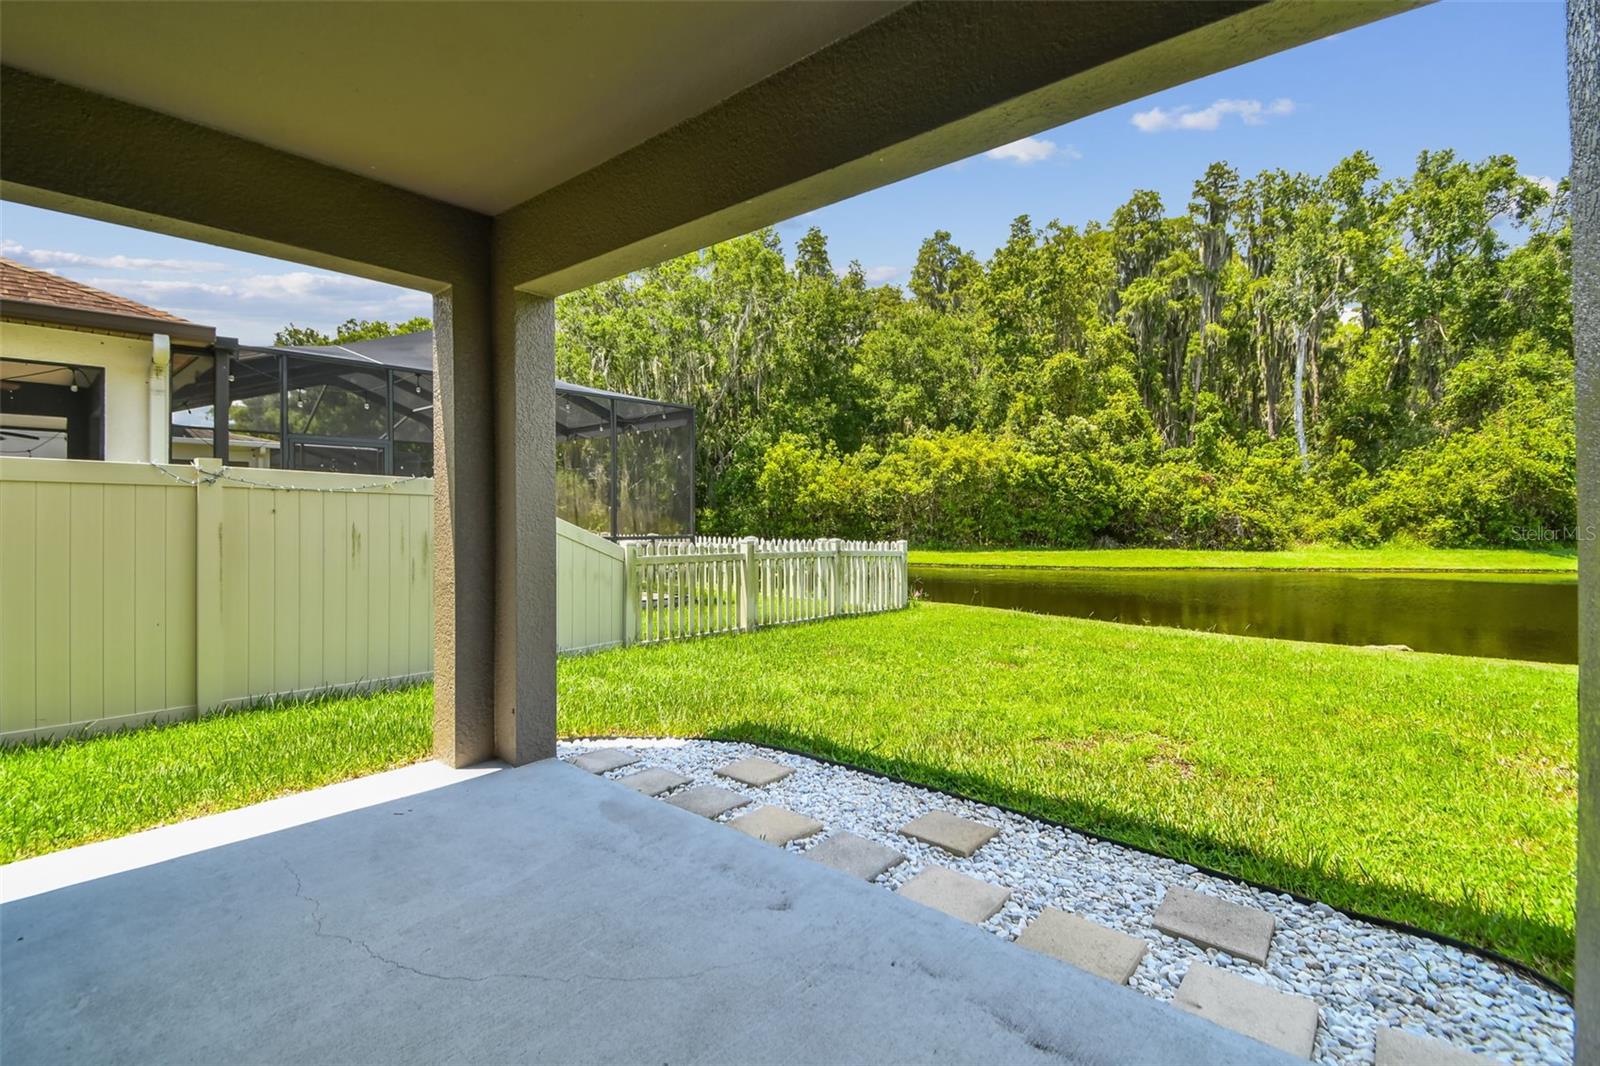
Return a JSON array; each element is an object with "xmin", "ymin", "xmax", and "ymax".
[
  {"xmin": 0, "ymin": 1, "xmax": 901, "ymax": 216},
  {"xmin": 0, "ymin": 1, "xmax": 1418, "ymax": 295}
]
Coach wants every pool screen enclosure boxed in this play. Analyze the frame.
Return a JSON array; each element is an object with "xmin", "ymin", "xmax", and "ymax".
[
  {"xmin": 556, "ymin": 381, "xmax": 696, "ymax": 538},
  {"xmin": 168, "ymin": 329, "xmax": 695, "ymax": 537}
]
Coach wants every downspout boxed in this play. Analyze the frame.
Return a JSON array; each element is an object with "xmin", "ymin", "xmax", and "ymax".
[{"xmin": 149, "ymin": 333, "xmax": 171, "ymax": 464}]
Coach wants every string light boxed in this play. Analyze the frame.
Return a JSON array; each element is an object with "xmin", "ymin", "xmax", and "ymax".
[{"xmin": 147, "ymin": 461, "xmax": 423, "ymax": 493}]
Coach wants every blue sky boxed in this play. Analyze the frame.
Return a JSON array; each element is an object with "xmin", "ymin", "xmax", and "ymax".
[{"xmin": 0, "ymin": 0, "xmax": 1570, "ymax": 344}]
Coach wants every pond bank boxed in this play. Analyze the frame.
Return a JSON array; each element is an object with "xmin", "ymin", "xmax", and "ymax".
[
  {"xmin": 911, "ymin": 565, "xmax": 1579, "ymax": 664},
  {"xmin": 910, "ymin": 547, "xmax": 1579, "ymax": 573}
]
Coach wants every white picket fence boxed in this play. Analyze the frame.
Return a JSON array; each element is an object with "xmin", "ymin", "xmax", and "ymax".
[{"xmin": 622, "ymin": 537, "xmax": 908, "ymax": 646}]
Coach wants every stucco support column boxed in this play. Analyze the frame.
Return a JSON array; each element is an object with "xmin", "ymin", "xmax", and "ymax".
[
  {"xmin": 1572, "ymin": 0, "xmax": 1598, "ymax": 1060},
  {"xmin": 491, "ymin": 290, "xmax": 557, "ymax": 764},
  {"xmin": 431, "ymin": 278, "xmax": 497, "ymax": 766},
  {"xmin": 431, "ymin": 278, "xmax": 556, "ymax": 767}
]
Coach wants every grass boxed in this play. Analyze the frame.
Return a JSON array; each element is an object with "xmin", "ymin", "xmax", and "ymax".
[
  {"xmin": 559, "ymin": 603, "xmax": 1577, "ymax": 985},
  {"xmin": 2, "ymin": 602, "xmax": 1577, "ymax": 984},
  {"xmin": 909, "ymin": 546, "xmax": 1579, "ymax": 572},
  {"xmin": 0, "ymin": 686, "xmax": 431, "ymax": 863}
]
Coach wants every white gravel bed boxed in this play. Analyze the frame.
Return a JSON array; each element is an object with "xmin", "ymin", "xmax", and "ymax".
[{"xmin": 560, "ymin": 737, "xmax": 1574, "ymax": 1066}]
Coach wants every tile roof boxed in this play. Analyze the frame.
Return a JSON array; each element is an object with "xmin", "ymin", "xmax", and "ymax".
[{"xmin": 0, "ymin": 257, "xmax": 193, "ymax": 325}]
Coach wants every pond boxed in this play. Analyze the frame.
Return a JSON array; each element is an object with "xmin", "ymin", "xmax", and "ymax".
[{"xmin": 910, "ymin": 565, "xmax": 1579, "ymax": 664}]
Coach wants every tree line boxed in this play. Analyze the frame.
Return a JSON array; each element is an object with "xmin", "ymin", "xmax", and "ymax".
[{"xmin": 549, "ymin": 150, "xmax": 1571, "ymax": 548}]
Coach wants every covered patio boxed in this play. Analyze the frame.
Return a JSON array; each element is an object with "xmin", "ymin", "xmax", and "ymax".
[
  {"xmin": 1, "ymin": 1, "xmax": 1593, "ymax": 1062},
  {"xmin": 1, "ymin": 758, "xmax": 1289, "ymax": 1064}
]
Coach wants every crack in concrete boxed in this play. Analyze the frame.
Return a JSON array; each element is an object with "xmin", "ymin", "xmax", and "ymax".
[{"xmin": 282, "ymin": 860, "xmax": 777, "ymax": 986}]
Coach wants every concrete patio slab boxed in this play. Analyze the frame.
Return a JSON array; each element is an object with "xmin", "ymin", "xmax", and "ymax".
[
  {"xmin": 1015, "ymin": 909, "xmax": 1148, "ymax": 985},
  {"xmin": 618, "ymin": 767, "xmax": 691, "ymax": 796},
  {"xmin": 728, "ymin": 804, "xmax": 823, "ymax": 846},
  {"xmin": 1375, "ymin": 1027, "xmax": 1489, "ymax": 1066},
  {"xmin": 804, "ymin": 831, "xmax": 906, "ymax": 880},
  {"xmin": 715, "ymin": 756, "xmax": 794, "ymax": 787},
  {"xmin": 897, "ymin": 810, "xmax": 998, "ymax": 857},
  {"xmin": 899, "ymin": 865, "xmax": 1011, "ymax": 924},
  {"xmin": 569, "ymin": 747, "xmax": 641, "ymax": 774},
  {"xmin": 1173, "ymin": 964, "xmax": 1320, "ymax": 1059},
  {"xmin": 664, "ymin": 785, "xmax": 751, "ymax": 819},
  {"xmin": 1155, "ymin": 886, "xmax": 1276, "ymax": 965},
  {"xmin": 1, "ymin": 760, "xmax": 1298, "ymax": 1065}
]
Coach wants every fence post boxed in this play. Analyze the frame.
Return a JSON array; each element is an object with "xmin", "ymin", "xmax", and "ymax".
[
  {"xmin": 739, "ymin": 537, "xmax": 759, "ymax": 632},
  {"xmin": 623, "ymin": 544, "xmax": 640, "ymax": 647},
  {"xmin": 192, "ymin": 458, "xmax": 225, "ymax": 716},
  {"xmin": 828, "ymin": 537, "xmax": 845, "ymax": 617},
  {"xmin": 897, "ymin": 539, "xmax": 910, "ymax": 607}
]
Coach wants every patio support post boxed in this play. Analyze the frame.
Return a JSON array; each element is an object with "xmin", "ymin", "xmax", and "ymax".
[
  {"xmin": 431, "ymin": 282, "xmax": 499, "ymax": 765},
  {"xmin": 491, "ymin": 290, "xmax": 557, "ymax": 764},
  {"xmin": 432, "ymin": 280, "xmax": 557, "ymax": 767},
  {"xmin": 1571, "ymin": 0, "xmax": 1598, "ymax": 1059}
]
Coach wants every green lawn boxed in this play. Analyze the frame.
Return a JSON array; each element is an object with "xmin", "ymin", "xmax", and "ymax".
[
  {"xmin": 560, "ymin": 603, "xmax": 1577, "ymax": 985},
  {"xmin": 2, "ymin": 602, "xmax": 1577, "ymax": 984},
  {"xmin": 910, "ymin": 546, "xmax": 1579, "ymax": 572},
  {"xmin": 0, "ymin": 686, "xmax": 431, "ymax": 863}
]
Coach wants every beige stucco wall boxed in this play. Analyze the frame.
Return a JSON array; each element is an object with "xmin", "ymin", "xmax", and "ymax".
[
  {"xmin": 170, "ymin": 437, "xmax": 273, "ymax": 468},
  {"xmin": 1, "ymin": 319, "xmax": 166, "ymax": 462}
]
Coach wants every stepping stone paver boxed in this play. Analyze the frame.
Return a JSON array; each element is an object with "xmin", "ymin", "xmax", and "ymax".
[
  {"xmin": 804, "ymin": 832, "xmax": 906, "ymax": 881},
  {"xmin": 1375, "ymin": 1027, "xmax": 1489, "ymax": 1066},
  {"xmin": 897, "ymin": 866, "xmax": 1010, "ymax": 924},
  {"xmin": 664, "ymin": 785, "xmax": 751, "ymax": 819},
  {"xmin": 569, "ymin": 748, "xmax": 640, "ymax": 774},
  {"xmin": 1154, "ymin": 886, "xmax": 1276, "ymax": 965},
  {"xmin": 1014, "ymin": 908, "xmax": 1148, "ymax": 984},
  {"xmin": 618, "ymin": 768, "xmax": 691, "ymax": 797},
  {"xmin": 897, "ymin": 811, "xmax": 998, "ymax": 858},
  {"xmin": 715, "ymin": 757, "xmax": 794, "ymax": 787},
  {"xmin": 728, "ymin": 805, "xmax": 822, "ymax": 846},
  {"xmin": 1172, "ymin": 964, "xmax": 1319, "ymax": 1059}
]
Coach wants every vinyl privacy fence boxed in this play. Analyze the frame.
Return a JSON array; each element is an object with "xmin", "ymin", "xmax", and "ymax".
[
  {"xmin": 1, "ymin": 457, "xmax": 909, "ymax": 742},
  {"xmin": 1, "ymin": 457, "xmax": 432, "ymax": 744}
]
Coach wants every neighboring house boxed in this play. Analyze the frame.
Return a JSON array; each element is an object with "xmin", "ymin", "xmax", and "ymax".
[
  {"xmin": 1, "ymin": 265, "xmax": 694, "ymax": 534},
  {"xmin": 0, "ymin": 263, "xmax": 429, "ymax": 474},
  {"xmin": 0, "ymin": 257, "xmax": 216, "ymax": 463}
]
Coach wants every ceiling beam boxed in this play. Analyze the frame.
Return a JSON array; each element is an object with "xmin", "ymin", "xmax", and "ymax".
[
  {"xmin": 0, "ymin": 66, "xmax": 489, "ymax": 293},
  {"xmin": 496, "ymin": 0, "xmax": 1422, "ymax": 296}
]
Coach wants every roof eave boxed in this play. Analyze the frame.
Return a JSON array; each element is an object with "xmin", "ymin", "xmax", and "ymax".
[{"xmin": 1, "ymin": 297, "xmax": 216, "ymax": 345}]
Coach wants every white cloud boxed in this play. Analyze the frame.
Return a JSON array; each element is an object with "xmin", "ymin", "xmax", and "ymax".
[
  {"xmin": 985, "ymin": 136, "xmax": 1060, "ymax": 164},
  {"xmin": 84, "ymin": 270, "xmax": 430, "ymax": 343},
  {"xmin": 1526, "ymin": 174, "xmax": 1559, "ymax": 194},
  {"xmin": 88, "ymin": 270, "xmax": 423, "ymax": 307},
  {"xmin": 860, "ymin": 265, "xmax": 903, "ymax": 285},
  {"xmin": 2, "ymin": 239, "xmax": 221, "ymax": 272},
  {"xmin": 1131, "ymin": 97, "xmax": 1295, "ymax": 133}
]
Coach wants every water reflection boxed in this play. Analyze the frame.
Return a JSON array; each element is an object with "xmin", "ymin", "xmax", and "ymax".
[{"xmin": 911, "ymin": 566, "xmax": 1578, "ymax": 663}]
